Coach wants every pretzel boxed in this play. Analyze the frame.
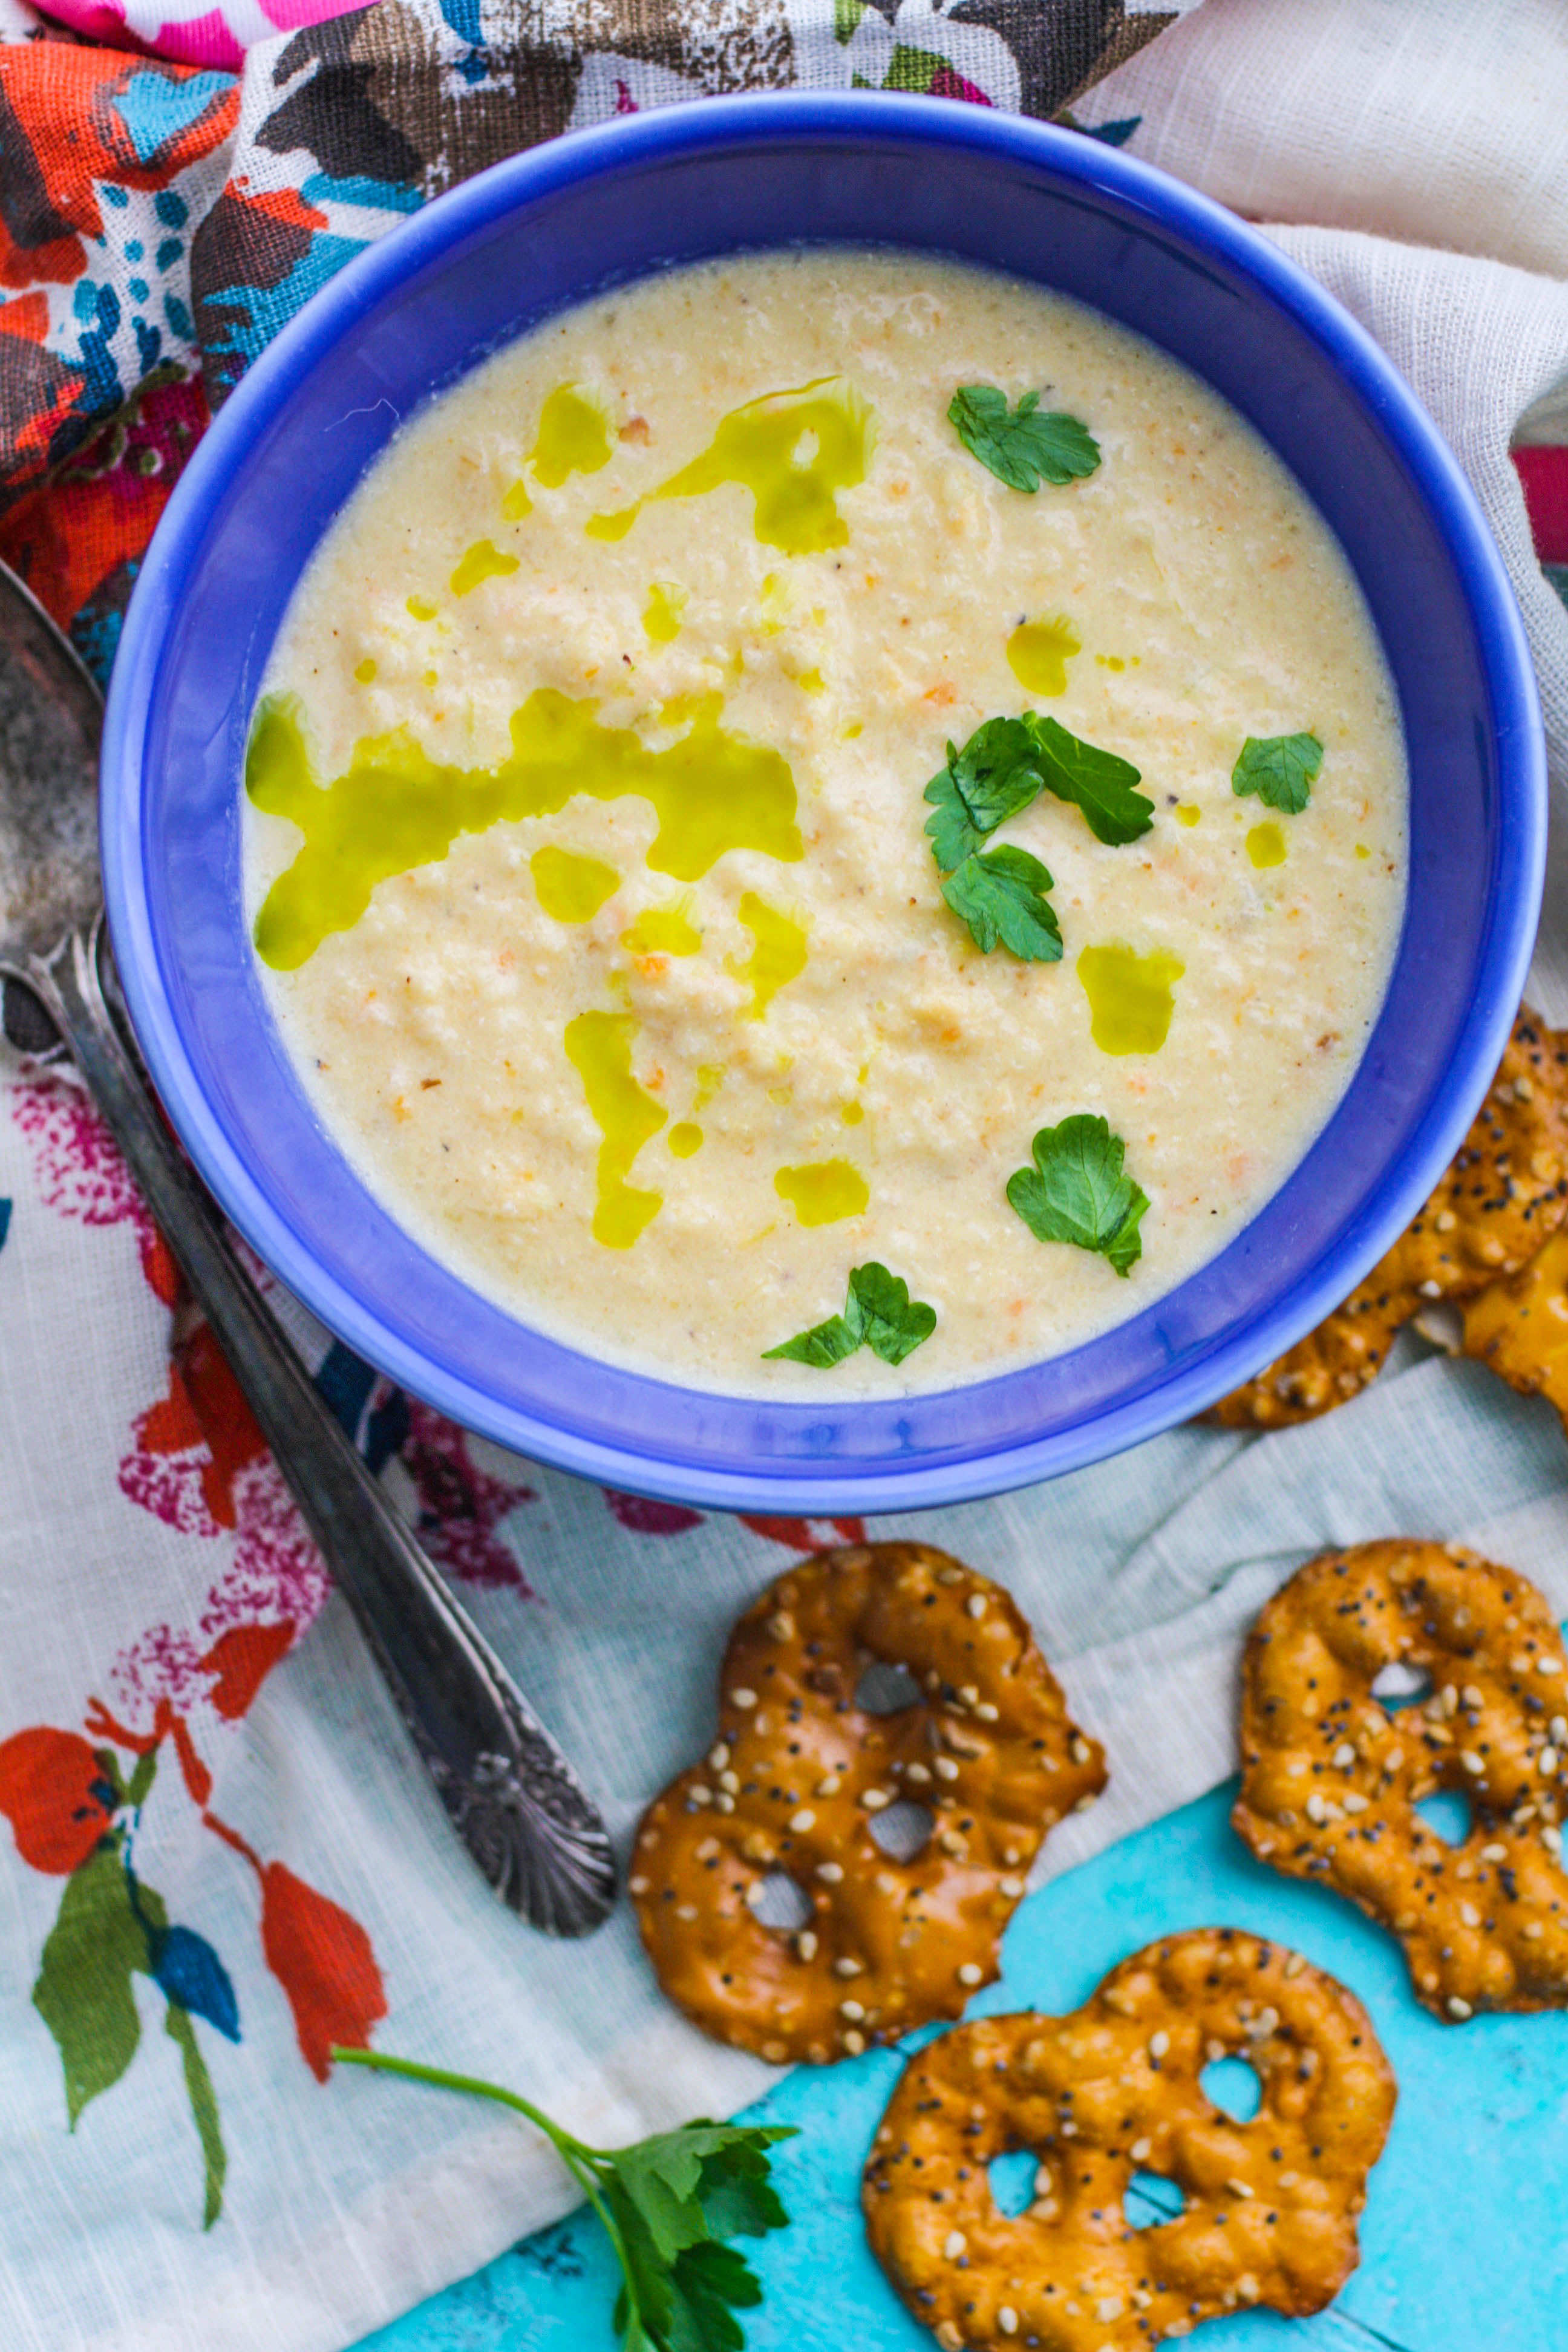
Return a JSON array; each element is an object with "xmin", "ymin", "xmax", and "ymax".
[
  {"xmin": 1207, "ymin": 1276, "xmax": 1410, "ymax": 1428},
  {"xmin": 1210, "ymin": 1008, "xmax": 1568, "ymax": 1428},
  {"xmin": 1461, "ymin": 1226, "xmax": 1568, "ymax": 1422},
  {"xmin": 630, "ymin": 1543, "xmax": 1106, "ymax": 2064},
  {"xmin": 863, "ymin": 1928, "xmax": 1394, "ymax": 2352},
  {"xmin": 1233, "ymin": 1541, "xmax": 1568, "ymax": 2020}
]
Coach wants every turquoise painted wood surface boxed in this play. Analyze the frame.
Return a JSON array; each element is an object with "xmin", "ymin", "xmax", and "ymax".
[{"xmin": 358, "ymin": 1782, "xmax": 1568, "ymax": 2352}]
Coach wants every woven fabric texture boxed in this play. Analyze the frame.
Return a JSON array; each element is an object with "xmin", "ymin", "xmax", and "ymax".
[{"xmin": 4, "ymin": 5, "xmax": 1568, "ymax": 2350}]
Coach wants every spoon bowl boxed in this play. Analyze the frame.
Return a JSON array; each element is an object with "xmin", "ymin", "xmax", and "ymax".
[{"xmin": 0, "ymin": 571, "xmax": 100, "ymax": 1054}]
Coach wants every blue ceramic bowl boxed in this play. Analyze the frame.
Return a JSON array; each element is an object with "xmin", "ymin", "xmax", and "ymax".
[{"xmin": 102, "ymin": 94, "xmax": 1545, "ymax": 1513}]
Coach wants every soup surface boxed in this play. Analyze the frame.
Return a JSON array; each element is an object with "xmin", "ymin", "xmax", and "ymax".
[{"xmin": 246, "ymin": 249, "xmax": 1406, "ymax": 1396}]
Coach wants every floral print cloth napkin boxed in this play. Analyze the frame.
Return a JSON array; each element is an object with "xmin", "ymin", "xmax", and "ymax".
[{"xmin": 4, "ymin": 4, "xmax": 1568, "ymax": 2350}]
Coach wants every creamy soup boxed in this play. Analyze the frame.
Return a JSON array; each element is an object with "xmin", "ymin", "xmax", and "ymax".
[{"xmin": 246, "ymin": 250, "xmax": 1406, "ymax": 1397}]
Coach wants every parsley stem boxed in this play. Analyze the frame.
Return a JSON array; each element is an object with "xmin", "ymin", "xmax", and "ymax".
[
  {"xmin": 333, "ymin": 2048, "xmax": 584, "ymax": 2158},
  {"xmin": 331, "ymin": 2047, "xmax": 648, "ymax": 2346}
]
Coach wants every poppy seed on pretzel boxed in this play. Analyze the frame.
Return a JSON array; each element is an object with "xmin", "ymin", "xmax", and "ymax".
[
  {"xmin": 1234, "ymin": 1540, "xmax": 1568, "ymax": 2019},
  {"xmin": 863, "ymin": 1928, "xmax": 1395, "ymax": 2352},
  {"xmin": 630, "ymin": 1543, "xmax": 1106, "ymax": 2065}
]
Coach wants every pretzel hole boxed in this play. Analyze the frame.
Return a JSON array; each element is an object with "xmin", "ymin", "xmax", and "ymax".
[
  {"xmin": 1125, "ymin": 2171, "xmax": 1186, "ymax": 2229},
  {"xmin": 1200, "ymin": 2055, "xmax": 1262, "ymax": 2122},
  {"xmin": 855, "ymin": 1660, "xmax": 922, "ymax": 1714},
  {"xmin": 1416, "ymin": 1789, "xmax": 1473, "ymax": 1847},
  {"xmin": 987, "ymin": 2149, "xmax": 1039, "ymax": 2217},
  {"xmin": 868, "ymin": 1800, "xmax": 935, "ymax": 1861},
  {"xmin": 751, "ymin": 1872, "xmax": 814, "ymax": 1931},
  {"xmin": 1372, "ymin": 1660, "xmax": 1433, "ymax": 1712}
]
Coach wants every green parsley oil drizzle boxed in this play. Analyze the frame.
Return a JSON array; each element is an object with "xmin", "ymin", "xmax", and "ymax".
[
  {"xmin": 774, "ymin": 1160, "xmax": 869, "ymax": 1225},
  {"xmin": 622, "ymin": 900, "xmax": 701, "ymax": 957},
  {"xmin": 531, "ymin": 846, "xmax": 619, "ymax": 923},
  {"xmin": 500, "ymin": 384, "xmax": 613, "ymax": 518},
  {"xmin": 727, "ymin": 893, "xmax": 807, "ymax": 1019},
  {"xmin": 532, "ymin": 385, "xmax": 613, "ymax": 486},
  {"xmin": 1077, "ymin": 943, "xmax": 1184, "ymax": 1055},
  {"xmin": 450, "ymin": 539, "xmax": 520, "ymax": 598},
  {"xmin": 1005, "ymin": 617, "xmax": 1079, "ymax": 696},
  {"xmin": 246, "ymin": 691, "xmax": 800, "ymax": 970},
  {"xmin": 588, "ymin": 379, "xmax": 872, "ymax": 554},
  {"xmin": 564, "ymin": 1010, "xmax": 665, "ymax": 1247},
  {"xmin": 642, "ymin": 582, "xmax": 688, "ymax": 642},
  {"xmin": 1247, "ymin": 822, "xmax": 1286, "ymax": 869}
]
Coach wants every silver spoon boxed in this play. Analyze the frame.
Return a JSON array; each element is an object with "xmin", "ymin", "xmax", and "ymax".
[{"xmin": 0, "ymin": 561, "xmax": 615, "ymax": 1936}]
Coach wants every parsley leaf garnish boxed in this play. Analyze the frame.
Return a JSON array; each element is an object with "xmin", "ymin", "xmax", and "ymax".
[
  {"xmin": 764, "ymin": 1261, "xmax": 936, "ymax": 1367},
  {"xmin": 923, "ymin": 716, "xmax": 1152, "ymax": 957},
  {"xmin": 1027, "ymin": 714, "xmax": 1154, "ymax": 846},
  {"xmin": 1231, "ymin": 731, "xmax": 1322, "ymax": 814},
  {"xmin": 335, "ymin": 2048, "xmax": 795, "ymax": 2352},
  {"xmin": 763, "ymin": 1307, "xmax": 860, "ymax": 1368},
  {"xmin": 1005, "ymin": 1113, "xmax": 1149, "ymax": 1276},
  {"xmin": 948, "ymin": 386, "xmax": 1102, "ymax": 492},
  {"xmin": 926, "ymin": 715, "xmax": 1152, "ymax": 875},
  {"xmin": 941, "ymin": 845, "xmax": 1062, "ymax": 960},
  {"xmin": 924, "ymin": 717, "xmax": 1044, "ymax": 871}
]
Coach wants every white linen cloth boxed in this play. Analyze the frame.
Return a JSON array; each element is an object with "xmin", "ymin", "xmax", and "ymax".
[{"xmin": 4, "ymin": 5, "xmax": 1568, "ymax": 2348}]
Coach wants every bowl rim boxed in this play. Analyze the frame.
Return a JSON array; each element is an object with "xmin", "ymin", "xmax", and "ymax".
[{"xmin": 101, "ymin": 90, "xmax": 1546, "ymax": 1511}]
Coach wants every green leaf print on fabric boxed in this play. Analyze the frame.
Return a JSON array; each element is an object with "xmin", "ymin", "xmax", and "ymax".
[
  {"xmin": 30, "ymin": 1828, "xmax": 236, "ymax": 2226},
  {"xmin": 166, "ymin": 2002, "xmax": 227, "ymax": 2230},
  {"xmin": 883, "ymin": 44, "xmax": 939, "ymax": 92},
  {"xmin": 33, "ymin": 1843, "xmax": 146, "ymax": 2126}
]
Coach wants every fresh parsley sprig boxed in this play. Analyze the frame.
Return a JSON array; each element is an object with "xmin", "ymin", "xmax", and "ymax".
[
  {"xmin": 924, "ymin": 714, "xmax": 1153, "ymax": 957},
  {"xmin": 948, "ymin": 386, "xmax": 1101, "ymax": 492},
  {"xmin": 1006, "ymin": 1114, "xmax": 1149, "ymax": 1276},
  {"xmin": 764, "ymin": 1261, "xmax": 936, "ymax": 1367},
  {"xmin": 924, "ymin": 716, "xmax": 1044, "ymax": 871},
  {"xmin": 1027, "ymin": 714, "xmax": 1153, "ymax": 847},
  {"xmin": 1232, "ymin": 731, "xmax": 1322, "ymax": 814},
  {"xmin": 940, "ymin": 844, "xmax": 1062, "ymax": 960},
  {"xmin": 335, "ymin": 2047, "xmax": 795, "ymax": 2352}
]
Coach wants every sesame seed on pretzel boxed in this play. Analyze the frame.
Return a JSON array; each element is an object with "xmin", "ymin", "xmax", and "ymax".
[
  {"xmin": 1209, "ymin": 1008, "xmax": 1568, "ymax": 1429},
  {"xmin": 630, "ymin": 1543, "xmax": 1106, "ymax": 2065},
  {"xmin": 863, "ymin": 1928, "xmax": 1395, "ymax": 2352},
  {"xmin": 1234, "ymin": 1541, "xmax": 1568, "ymax": 2019}
]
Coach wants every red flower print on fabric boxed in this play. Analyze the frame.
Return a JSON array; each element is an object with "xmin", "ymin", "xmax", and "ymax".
[
  {"xmin": 401, "ymin": 1400, "xmax": 537, "ymax": 1591},
  {"xmin": 258, "ymin": 1860, "xmax": 388, "ymax": 2082},
  {"xmin": 113, "ymin": 1307, "xmax": 328, "ymax": 1726},
  {"xmin": 738, "ymin": 1513, "xmax": 868, "ymax": 1553},
  {"xmin": 929, "ymin": 63, "xmax": 993, "ymax": 105},
  {"xmin": 0, "ymin": 1728, "xmax": 116, "ymax": 1875},
  {"xmin": 106, "ymin": 1449, "xmax": 329, "ymax": 1729},
  {"xmin": 200, "ymin": 1622, "xmax": 296, "ymax": 1722},
  {"xmin": 604, "ymin": 1488, "xmax": 704, "ymax": 1536},
  {"xmin": 0, "ymin": 47, "xmax": 237, "ymax": 296},
  {"xmin": 1, "ymin": 1696, "xmax": 390, "ymax": 2228},
  {"xmin": 11, "ymin": 1071, "xmax": 177, "ymax": 1301}
]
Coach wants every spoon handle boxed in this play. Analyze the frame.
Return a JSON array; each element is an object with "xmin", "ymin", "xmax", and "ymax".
[{"xmin": 24, "ymin": 921, "xmax": 616, "ymax": 1936}]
